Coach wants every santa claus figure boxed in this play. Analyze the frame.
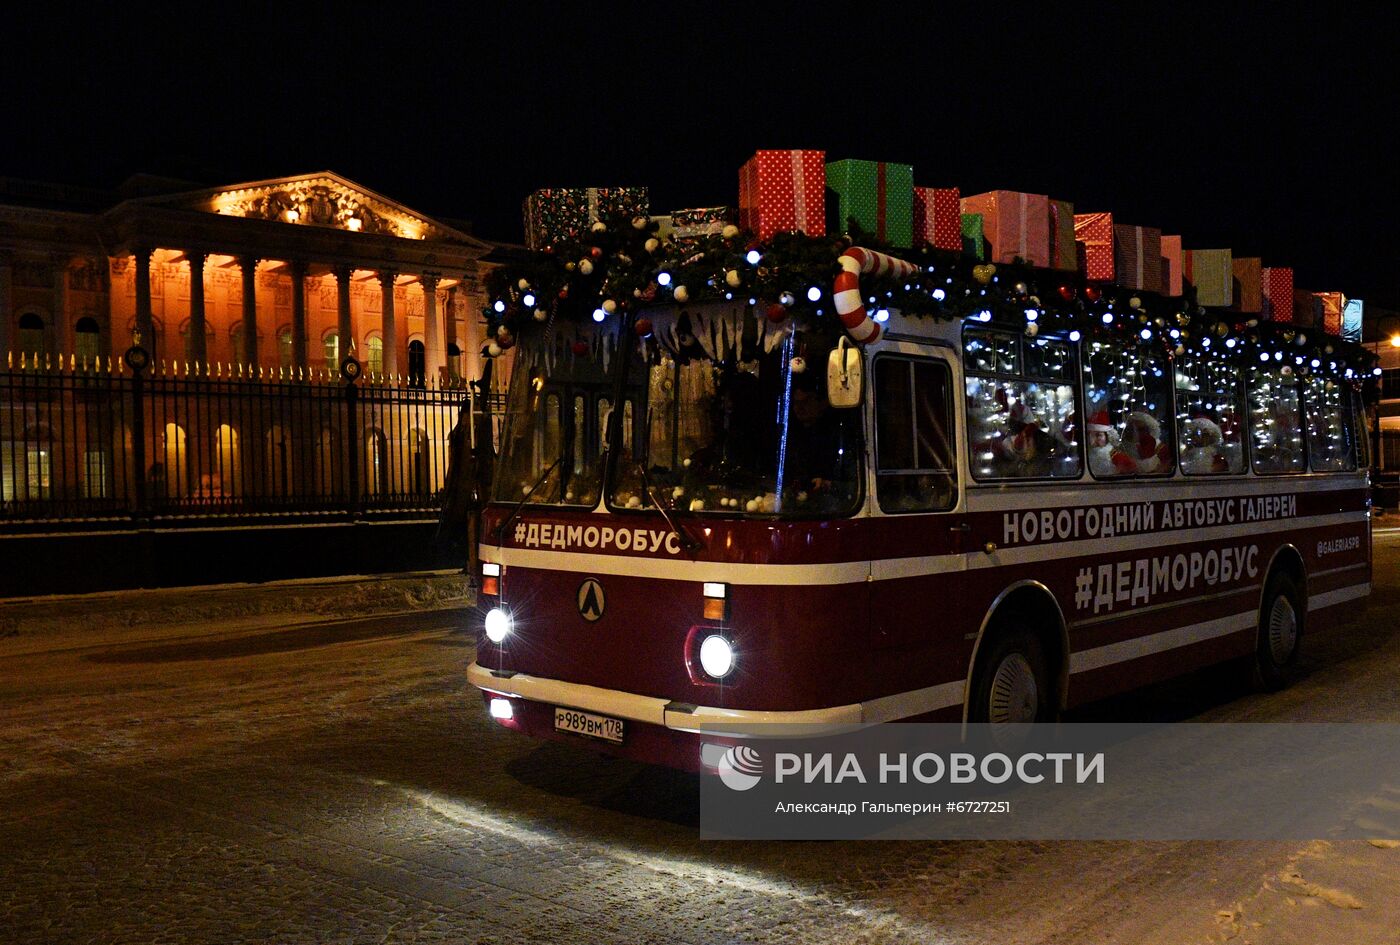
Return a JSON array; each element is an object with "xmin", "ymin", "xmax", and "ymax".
[
  {"xmin": 1180, "ymin": 415, "xmax": 1229, "ymax": 474},
  {"xmin": 1086, "ymin": 410, "xmax": 1120, "ymax": 477},
  {"xmin": 1116, "ymin": 410, "xmax": 1169, "ymax": 474},
  {"xmin": 999, "ymin": 402, "xmax": 1044, "ymax": 465}
]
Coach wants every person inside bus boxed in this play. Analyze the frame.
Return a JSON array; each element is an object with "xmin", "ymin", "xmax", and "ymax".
[{"xmin": 995, "ymin": 401, "xmax": 1054, "ymax": 478}]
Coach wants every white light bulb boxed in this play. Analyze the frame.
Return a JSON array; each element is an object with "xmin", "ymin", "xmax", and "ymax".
[{"xmin": 807, "ymin": 286, "xmax": 822, "ymax": 302}]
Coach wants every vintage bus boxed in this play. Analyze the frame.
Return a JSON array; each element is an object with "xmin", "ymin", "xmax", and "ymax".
[{"xmin": 467, "ymin": 267, "xmax": 1371, "ymax": 771}]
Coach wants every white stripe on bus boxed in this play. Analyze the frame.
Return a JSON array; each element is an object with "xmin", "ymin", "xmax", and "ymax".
[{"xmin": 486, "ymin": 510, "xmax": 1369, "ymax": 586}]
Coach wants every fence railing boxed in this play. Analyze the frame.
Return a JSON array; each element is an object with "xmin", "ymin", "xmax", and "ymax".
[{"xmin": 0, "ymin": 356, "xmax": 502, "ymax": 529}]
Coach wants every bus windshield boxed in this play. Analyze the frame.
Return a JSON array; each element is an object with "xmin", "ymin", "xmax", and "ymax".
[{"xmin": 493, "ymin": 307, "xmax": 863, "ymax": 518}]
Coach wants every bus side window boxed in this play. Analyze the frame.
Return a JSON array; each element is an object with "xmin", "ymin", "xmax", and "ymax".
[
  {"xmin": 1175, "ymin": 358, "xmax": 1246, "ymax": 475},
  {"xmin": 1304, "ymin": 374, "xmax": 1357, "ymax": 472},
  {"xmin": 1248, "ymin": 368, "xmax": 1306, "ymax": 474},
  {"xmin": 964, "ymin": 329, "xmax": 1081, "ymax": 480},
  {"xmin": 1081, "ymin": 334, "xmax": 1175, "ymax": 478},
  {"xmin": 874, "ymin": 356, "xmax": 956, "ymax": 513}
]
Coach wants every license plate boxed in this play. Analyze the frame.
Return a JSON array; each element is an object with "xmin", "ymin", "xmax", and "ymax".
[{"xmin": 554, "ymin": 707, "xmax": 624, "ymax": 744}]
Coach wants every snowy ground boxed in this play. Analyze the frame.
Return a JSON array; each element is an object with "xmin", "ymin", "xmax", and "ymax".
[{"xmin": 3, "ymin": 542, "xmax": 1400, "ymax": 944}]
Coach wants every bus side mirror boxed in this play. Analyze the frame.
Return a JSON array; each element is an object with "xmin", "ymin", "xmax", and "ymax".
[{"xmin": 827, "ymin": 340, "xmax": 863, "ymax": 409}]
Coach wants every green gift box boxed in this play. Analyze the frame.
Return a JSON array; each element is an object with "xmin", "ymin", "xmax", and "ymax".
[
  {"xmin": 825, "ymin": 159, "xmax": 914, "ymax": 247},
  {"xmin": 961, "ymin": 213, "xmax": 986, "ymax": 260}
]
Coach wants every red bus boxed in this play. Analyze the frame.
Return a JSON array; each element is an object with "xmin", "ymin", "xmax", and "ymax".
[{"xmin": 468, "ymin": 255, "xmax": 1371, "ymax": 771}]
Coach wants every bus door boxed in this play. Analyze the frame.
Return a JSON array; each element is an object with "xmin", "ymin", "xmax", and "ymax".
[{"xmin": 866, "ymin": 340, "xmax": 965, "ymax": 659}]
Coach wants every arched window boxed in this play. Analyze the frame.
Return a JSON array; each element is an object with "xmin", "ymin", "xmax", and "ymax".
[
  {"xmin": 180, "ymin": 321, "xmax": 213, "ymax": 366},
  {"xmin": 322, "ymin": 330, "xmax": 339, "ymax": 371},
  {"xmin": 407, "ymin": 339, "xmax": 426, "ymax": 387},
  {"xmin": 18, "ymin": 313, "xmax": 45, "ymax": 360},
  {"xmin": 447, "ymin": 342, "xmax": 462, "ymax": 380},
  {"xmin": 365, "ymin": 333, "xmax": 383, "ymax": 376},
  {"xmin": 277, "ymin": 327, "xmax": 294, "ymax": 369},
  {"xmin": 230, "ymin": 323, "xmax": 246, "ymax": 364},
  {"xmin": 363, "ymin": 428, "xmax": 388, "ymax": 496},
  {"xmin": 75, "ymin": 317, "xmax": 101, "ymax": 368}
]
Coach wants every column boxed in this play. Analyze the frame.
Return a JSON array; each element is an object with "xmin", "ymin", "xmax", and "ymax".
[
  {"xmin": 240, "ymin": 256, "xmax": 259, "ymax": 367},
  {"xmin": 134, "ymin": 246, "xmax": 154, "ymax": 352},
  {"xmin": 290, "ymin": 260, "xmax": 308, "ymax": 370},
  {"xmin": 421, "ymin": 272, "xmax": 444, "ymax": 384},
  {"xmin": 334, "ymin": 265, "xmax": 352, "ymax": 364},
  {"xmin": 52, "ymin": 254, "xmax": 70, "ymax": 362},
  {"xmin": 0, "ymin": 251, "xmax": 12, "ymax": 355},
  {"xmin": 378, "ymin": 270, "xmax": 398, "ymax": 377},
  {"xmin": 187, "ymin": 251, "xmax": 208, "ymax": 368},
  {"xmin": 445, "ymin": 285, "xmax": 459, "ymax": 379}
]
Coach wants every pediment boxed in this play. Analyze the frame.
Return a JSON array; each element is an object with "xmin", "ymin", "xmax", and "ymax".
[{"xmin": 133, "ymin": 171, "xmax": 485, "ymax": 246}]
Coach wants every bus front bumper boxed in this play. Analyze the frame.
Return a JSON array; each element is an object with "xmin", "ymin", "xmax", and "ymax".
[{"xmin": 467, "ymin": 661, "xmax": 869, "ymax": 770}]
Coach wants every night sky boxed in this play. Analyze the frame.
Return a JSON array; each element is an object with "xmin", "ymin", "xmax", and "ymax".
[{"xmin": 5, "ymin": 5, "xmax": 1395, "ymax": 307}]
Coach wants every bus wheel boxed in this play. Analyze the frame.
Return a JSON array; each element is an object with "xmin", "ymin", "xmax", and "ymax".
[
  {"xmin": 969, "ymin": 629, "xmax": 1053, "ymax": 724},
  {"xmin": 1255, "ymin": 572, "xmax": 1304, "ymax": 691}
]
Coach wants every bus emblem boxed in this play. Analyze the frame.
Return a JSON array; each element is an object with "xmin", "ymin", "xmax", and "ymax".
[{"xmin": 577, "ymin": 578, "xmax": 606, "ymax": 622}]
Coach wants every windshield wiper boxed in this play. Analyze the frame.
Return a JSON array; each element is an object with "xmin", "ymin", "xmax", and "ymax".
[
  {"xmin": 494, "ymin": 454, "xmax": 563, "ymax": 544},
  {"xmin": 633, "ymin": 458, "xmax": 704, "ymax": 556},
  {"xmin": 633, "ymin": 406, "xmax": 703, "ymax": 555}
]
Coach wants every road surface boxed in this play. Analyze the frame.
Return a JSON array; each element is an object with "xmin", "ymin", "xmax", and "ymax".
[{"xmin": 4, "ymin": 535, "xmax": 1400, "ymax": 943}]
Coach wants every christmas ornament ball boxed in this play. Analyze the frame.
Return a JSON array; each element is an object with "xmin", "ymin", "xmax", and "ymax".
[
  {"xmin": 516, "ymin": 278, "xmax": 530, "ymax": 291},
  {"xmin": 1084, "ymin": 286, "xmax": 1102, "ymax": 302},
  {"xmin": 790, "ymin": 356, "xmax": 806, "ymax": 374},
  {"xmin": 533, "ymin": 309, "xmax": 548, "ymax": 322},
  {"xmin": 725, "ymin": 269, "xmax": 742, "ymax": 288},
  {"xmin": 1058, "ymin": 284, "xmax": 1075, "ymax": 301},
  {"xmin": 486, "ymin": 341, "xmax": 502, "ymax": 357},
  {"xmin": 1129, "ymin": 296, "xmax": 1142, "ymax": 309},
  {"xmin": 779, "ymin": 291, "xmax": 796, "ymax": 307},
  {"xmin": 765, "ymin": 302, "xmax": 788, "ymax": 323},
  {"xmin": 673, "ymin": 285, "xmax": 690, "ymax": 303},
  {"xmin": 634, "ymin": 318, "xmax": 653, "ymax": 337},
  {"xmin": 644, "ymin": 237, "xmax": 660, "ymax": 253},
  {"xmin": 602, "ymin": 298, "xmax": 618, "ymax": 314},
  {"xmin": 578, "ymin": 258, "xmax": 594, "ymax": 275},
  {"xmin": 721, "ymin": 224, "xmax": 740, "ymax": 239},
  {"xmin": 590, "ymin": 221, "xmax": 607, "ymax": 233},
  {"xmin": 1025, "ymin": 322, "xmax": 1039, "ymax": 337},
  {"xmin": 589, "ymin": 246, "xmax": 603, "ymax": 259},
  {"xmin": 632, "ymin": 215, "xmax": 648, "ymax": 229}
]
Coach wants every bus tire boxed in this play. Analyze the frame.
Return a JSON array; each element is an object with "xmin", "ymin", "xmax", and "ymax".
[
  {"xmin": 1255, "ymin": 572, "xmax": 1304, "ymax": 692},
  {"xmin": 968, "ymin": 628, "xmax": 1055, "ymax": 724}
]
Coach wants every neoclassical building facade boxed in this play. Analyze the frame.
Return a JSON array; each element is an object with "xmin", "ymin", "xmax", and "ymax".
[{"xmin": 0, "ymin": 172, "xmax": 497, "ymax": 384}]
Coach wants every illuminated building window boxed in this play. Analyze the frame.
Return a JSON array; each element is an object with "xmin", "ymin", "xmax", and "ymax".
[
  {"xmin": 322, "ymin": 330, "xmax": 339, "ymax": 370},
  {"xmin": 365, "ymin": 334, "xmax": 383, "ymax": 375},
  {"xmin": 278, "ymin": 328, "xmax": 293, "ymax": 369},
  {"xmin": 74, "ymin": 317, "xmax": 100, "ymax": 367}
]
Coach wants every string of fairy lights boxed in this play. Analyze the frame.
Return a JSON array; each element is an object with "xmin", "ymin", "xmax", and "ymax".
[{"xmin": 483, "ymin": 213, "xmax": 1380, "ymax": 386}]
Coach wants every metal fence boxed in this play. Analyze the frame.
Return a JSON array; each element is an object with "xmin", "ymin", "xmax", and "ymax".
[{"xmin": 0, "ymin": 355, "xmax": 501, "ymax": 529}]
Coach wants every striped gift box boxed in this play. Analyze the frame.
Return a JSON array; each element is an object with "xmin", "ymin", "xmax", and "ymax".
[
  {"xmin": 1073, "ymin": 212, "xmax": 1115, "ymax": 281},
  {"xmin": 1231, "ymin": 257, "xmax": 1263, "ymax": 313},
  {"xmin": 1160, "ymin": 236, "xmax": 1183, "ymax": 296},
  {"xmin": 961, "ymin": 191, "xmax": 1051, "ymax": 267},
  {"xmin": 913, "ymin": 186, "xmax": 961, "ymax": 251},
  {"xmin": 1113, "ymin": 224, "xmax": 1163, "ymax": 293},
  {"xmin": 738, "ymin": 150, "xmax": 826, "ymax": 241}
]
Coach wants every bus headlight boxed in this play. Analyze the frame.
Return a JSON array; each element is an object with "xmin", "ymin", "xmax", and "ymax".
[
  {"xmin": 698, "ymin": 634, "xmax": 735, "ymax": 679},
  {"xmin": 484, "ymin": 607, "xmax": 512, "ymax": 643}
]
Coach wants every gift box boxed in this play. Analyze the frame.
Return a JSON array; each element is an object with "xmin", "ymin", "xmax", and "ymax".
[
  {"xmin": 961, "ymin": 213, "xmax": 986, "ymax": 260},
  {"xmin": 1184, "ymin": 249, "xmax": 1233, "ymax": 307},
  {"xmin": 961, "ymin": 191, "xmax": 1051, "ymax": 267},
  {"xmin": 669, "ymin": 206, "xmax": 734, "ymax": 243},
  {"xmin": 826, "ymin": 159, "xmax": 914, "ymax": 246},
  {"xmin": 1292, "ymin": 289, "xmax": 1320, "ymax": 328},
  {"xmin": 1049, "ymin": 199, "xmax": 1076, "ymax": 271},
  {"xmin": 523, "ymin": 186, "xmax": 650, "ymax": 250},
  {"xmin": 1314, "ymin": 292, "xmax": 1345, "ymax": 336},
  {"xmin": 738, "ymin": 150, "xmax": 826, "ymax": 241},
  {"xmin": 1073, "ymin": 212, "xmax": 1115, "ymax": 281},
  {"xmin": 913, "ymin": 187, "xmax": 962, "ymax": 251},
  {"xmin": 1260, "ymin": 267, "xmax": 1294, "ymax": 322},
  {"xmin": 1113, "ymin": 224, "xmax": 1163, "ymax": 293},
  {"xmin": 1160, "ymin": 235, "xmax": 1183, "ymax": 296},
  {"xmin": 1231, "ymin": 257, "xmax": 1262, "ymax": 313},
  {"xmin": 1342, "ymin": 298, "xmax": 1363, "ymax": 342}
]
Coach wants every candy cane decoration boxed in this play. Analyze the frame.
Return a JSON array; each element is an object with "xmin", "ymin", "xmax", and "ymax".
[{"xmin": 832, "ymin": 247, "xmax": 918, "ymax": 344}]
